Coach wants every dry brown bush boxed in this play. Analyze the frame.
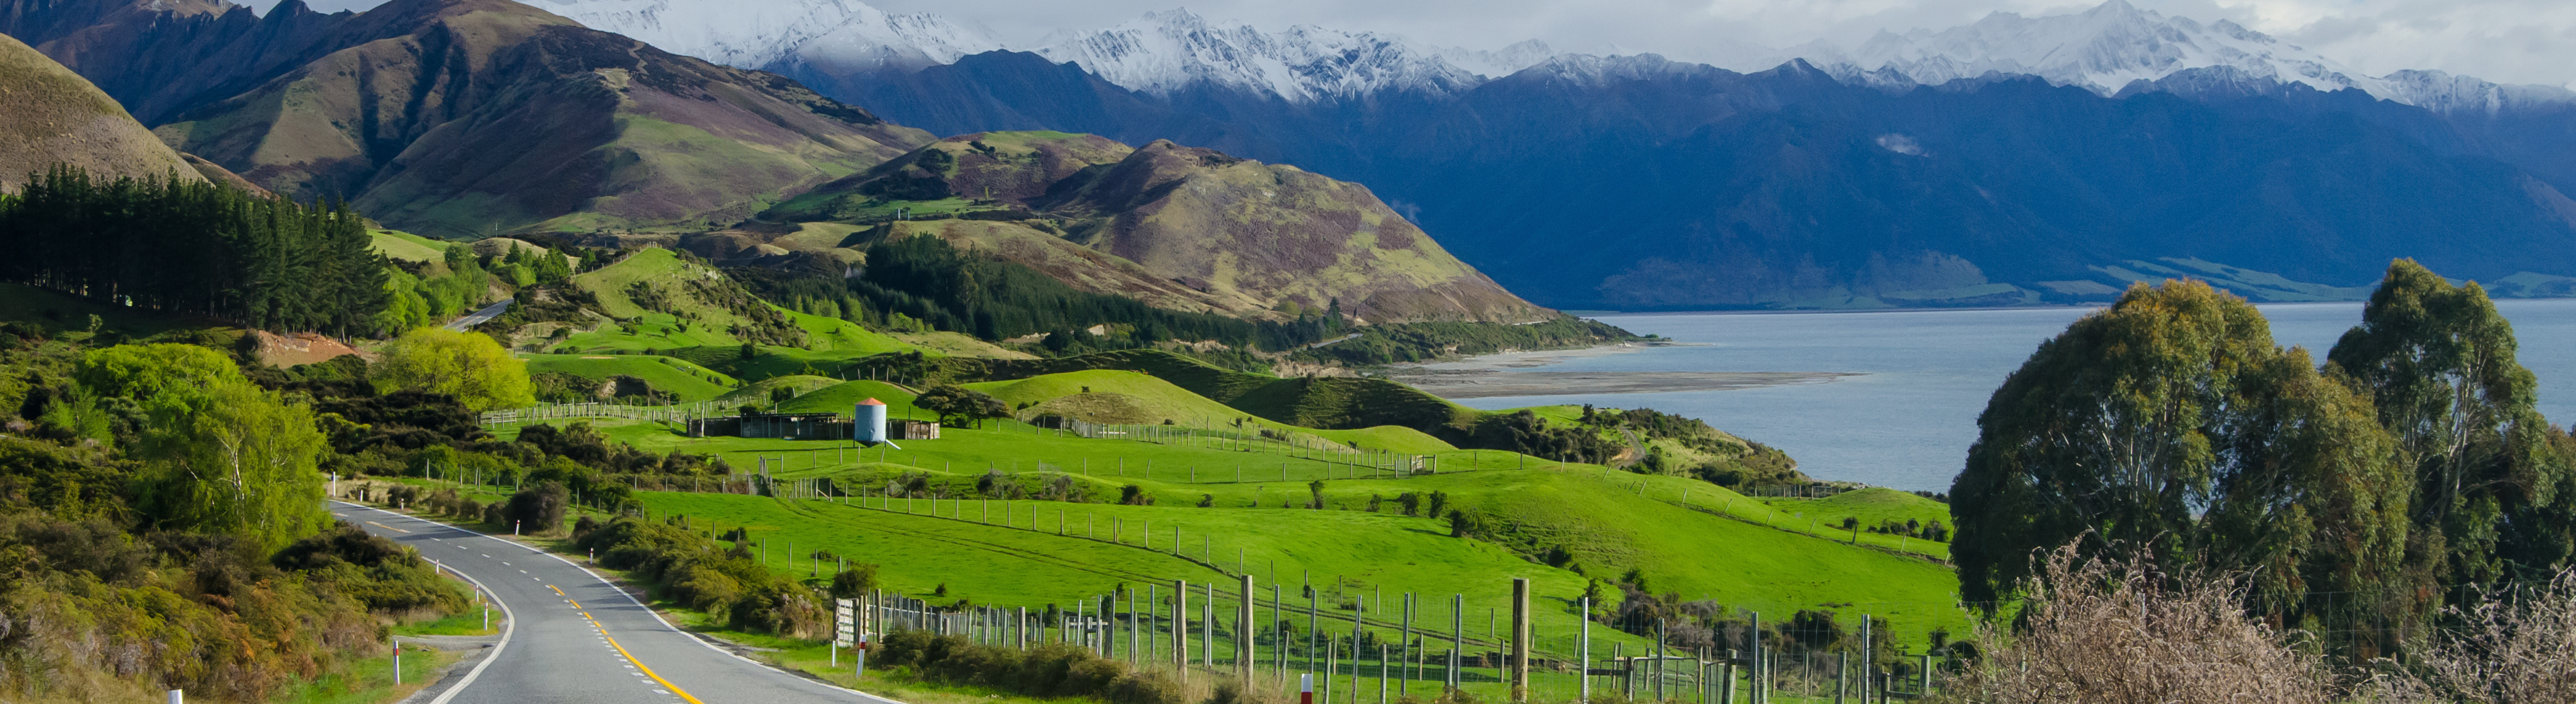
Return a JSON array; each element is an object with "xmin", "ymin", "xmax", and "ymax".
[
  {"xmin": 1935, "ymin": 544, "xmax": 2338, "ymax": 704},
  {"xmin": 2375, "ymin": 570, "xmax": 2576, "ymax": 704}
]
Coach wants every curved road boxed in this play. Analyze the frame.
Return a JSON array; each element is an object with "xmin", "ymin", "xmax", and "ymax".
[
  {"xmin": 335, "ymin": 501, "xmax": 885, "ymax": 704},
  {"xmin": 443, "ymin": 299, "xmax": 514, "ymax": 331}
]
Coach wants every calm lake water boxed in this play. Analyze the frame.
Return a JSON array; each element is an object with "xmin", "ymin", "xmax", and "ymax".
[{"xmin": 1455, "ymin": 300, "xmax": 2576, "ymax": 492}]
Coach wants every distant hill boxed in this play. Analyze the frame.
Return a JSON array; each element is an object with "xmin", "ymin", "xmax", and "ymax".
[
  {"xmin": 1, "ymin": 0, "xmax": 934, "ymax": 238},
  {"xmin": 760, "ymin": 131, "xmax": 1551, "ymax": 324},
  {"xmin": 0, "ymin": 32, "xmax": 199, "ymax": 190}
]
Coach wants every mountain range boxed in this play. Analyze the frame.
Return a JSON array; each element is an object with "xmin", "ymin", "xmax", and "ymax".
[
  {"xmin": 12, "ymin": 0, "xmax": 2576, "ymax": 310},
  {"xmin": 542, "ymin": 0, "xmax": 2576, "ymax": 309},
  {"xmin": 0, "ymin": 0, "xmax": 1550, "ymax": 323}
]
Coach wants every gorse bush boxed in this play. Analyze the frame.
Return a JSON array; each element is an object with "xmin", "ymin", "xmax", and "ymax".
[{"xmin": 574, "ymin": 518, "xmax": 825, "ymax": 637}]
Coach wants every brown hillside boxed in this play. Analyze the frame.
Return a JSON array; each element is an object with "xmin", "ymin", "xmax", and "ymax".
[
  {"xmin": 5, "ymin": 0, "xmax": 934, "ymax": 238},
  {"xmin": 0, "ymin": 32, "xmax": 200, "ymax": 190},
  {"xmin": 762, "ymin": 132, "xmax": 1552, "ymax": 324},
  {"xmin": 1054, "ymin": 139, "xmax": 1545, "ymax": 324}
]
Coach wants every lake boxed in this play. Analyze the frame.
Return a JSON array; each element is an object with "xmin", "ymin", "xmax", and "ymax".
[{"xmin": 1453, "ymin": 300, "xmax": 2576, "ymax": 492}]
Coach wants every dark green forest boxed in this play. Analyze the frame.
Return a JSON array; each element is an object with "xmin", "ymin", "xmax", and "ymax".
[{"xmin": 0, "ymin": 167, "xmax": 392, "ymax": 337}]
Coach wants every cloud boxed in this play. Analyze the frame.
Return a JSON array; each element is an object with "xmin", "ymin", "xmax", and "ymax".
[{"xmin": 230, "ymin": 0, "xmax": 2576, "ymax": 87}]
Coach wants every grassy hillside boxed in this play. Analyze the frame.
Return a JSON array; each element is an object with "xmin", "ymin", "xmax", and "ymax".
[
  {"xmin": 557, "ymin": 249, "xmax": 926, "ymax": 363},
  {"xmin": 774, "ymin": 380, "xmax": 925, "ymax": 417},
  {"xmin": 524, "ymin": 354, "xmax": 738, "ymax": 402},
  {"xmin": 369, "ymin": 229, "xmax": 446, "ymax": 262},
  {"xmin": 965, "ymin": 370, "xmax": 1249, "ymax": 425},
  {"xmin": 712, "ymin": 374, "xmax": 844, "ymax": 406},
  {"xmin": 544, "ymin": 416, "xmax": 1967, "ymax": 661}
]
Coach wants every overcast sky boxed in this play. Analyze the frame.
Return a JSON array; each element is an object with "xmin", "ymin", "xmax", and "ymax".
[{"xmin": 277, "ymin": 0, "xmax": 2576, "ymax": 87}]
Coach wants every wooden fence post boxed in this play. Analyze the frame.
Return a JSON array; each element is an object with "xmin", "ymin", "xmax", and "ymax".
[
  {"xmin": 1511, "ymin": 578, "xmax": 1529, "ymax": 703},
  {"xmin": 1240, "ymin": 575, "xmax": 1256, "ymax": 692}
]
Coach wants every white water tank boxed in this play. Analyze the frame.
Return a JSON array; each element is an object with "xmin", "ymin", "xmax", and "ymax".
[{"xmin": 856, "ymin": 399, "xmax": 888, "ymax": 443}]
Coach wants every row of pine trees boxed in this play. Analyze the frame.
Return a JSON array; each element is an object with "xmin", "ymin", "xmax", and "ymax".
[{"xmin": 0, "ymin": 166, "xmax": 391, "ymax": 336}]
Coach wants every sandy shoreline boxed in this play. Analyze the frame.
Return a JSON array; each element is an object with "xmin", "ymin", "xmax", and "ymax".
[{"xmin": 1385, "ymin": 342, "xmax": 1861, "ymax": 399}]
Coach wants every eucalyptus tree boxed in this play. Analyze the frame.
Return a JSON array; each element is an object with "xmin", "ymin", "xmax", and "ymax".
[
  {"xmin": 2327, "ymin": 260, "xmax": 2576, "ymax": 586},
  {"xmin": 1952, "ymin": 281, "xmax": 2409, "ymax": 651}
]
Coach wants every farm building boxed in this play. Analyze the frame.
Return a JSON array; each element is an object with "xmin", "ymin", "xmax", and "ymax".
[{"xmin": 892, "ymin": 419, "xmax": 940, "ymax": 440}]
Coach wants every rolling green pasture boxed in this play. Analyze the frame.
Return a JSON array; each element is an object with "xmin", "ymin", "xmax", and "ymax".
[{"xmin": 524, "ymin": 354, "xmax": 738, "ymax": 401}]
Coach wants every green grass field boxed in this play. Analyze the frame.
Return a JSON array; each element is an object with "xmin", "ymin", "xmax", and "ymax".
[
  {"xmin": 525, "ymin": 354, "xmax": 739, "ymax": 402},
  {"xmin": 370, "ymin": 229, "xmax": 447, "ymax": 262},
  {"xmin": 514, "ymin": 414, "xmax": 1967, "ymax": 653}
]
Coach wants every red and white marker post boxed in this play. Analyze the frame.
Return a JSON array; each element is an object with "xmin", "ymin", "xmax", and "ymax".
[{"xmin": 1301, "ymin": 673, "xmax": 1314, "ymax": 704}]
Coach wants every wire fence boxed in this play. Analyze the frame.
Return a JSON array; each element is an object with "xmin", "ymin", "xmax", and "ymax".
[
  {"xmin": 842, "ymin": 578, "xmax": 1965, "ymax": 704},
  {"xmin": 477, "ymin": 400, "xmax": 724, "ymax": 427}
]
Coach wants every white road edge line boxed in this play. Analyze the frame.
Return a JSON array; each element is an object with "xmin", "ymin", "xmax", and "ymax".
[
  {"xmin": 330, "ymin": 501, "xmax": 515, "ymax": 704},
  {"xmin": 342, "ymin": 501, "xmax": 902, "ymax": 703},
  {"xmin": 528, "ymin": 533, "xmax": 904, "ymax": 703}
]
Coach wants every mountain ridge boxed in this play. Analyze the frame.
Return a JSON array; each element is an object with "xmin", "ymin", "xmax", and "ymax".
[
  {"xmin": 757, "ymin": 130, "xmax": 1553, "ymax": 324},
  {"xmin": 0, "ymin": 31, "xmax": 204, "ymax": 190},
  {"xmin": 3, "ymin": 0, "xmax": 935, "ymax": 237}
]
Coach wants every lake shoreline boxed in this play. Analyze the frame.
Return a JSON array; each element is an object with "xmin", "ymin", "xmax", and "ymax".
[{"xmin": 1385, "ymin": 341, "xmax": 1860, "ymax": 399}]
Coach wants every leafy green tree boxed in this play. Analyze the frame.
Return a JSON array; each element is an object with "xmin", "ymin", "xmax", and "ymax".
[
  {"xmin": 133, "ymin": 382, "xmax": 331, "ymax": 553},
  {"xmin": 76, "ymin": 343, "xmax": 241, "ymax": 404},
  {"xmin": 2327, "ymin": 260, "xmax": 2576, "ymax": 585},
  {"xmin": 372, "ymin": 328, "xmax": 534, "ymax": 412},
  {"xmin": 913, "ymin": 384, "xmax": 1007, "ymax": 428},
  {"xmin": 1952, "ymin": 280, "xmax": 2409, "ymax": 636}
]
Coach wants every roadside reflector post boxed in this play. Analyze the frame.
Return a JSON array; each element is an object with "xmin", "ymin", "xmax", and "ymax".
[{"xmin": 1301, "ymin": 673, "xmax": 1314, "ymax": 704}]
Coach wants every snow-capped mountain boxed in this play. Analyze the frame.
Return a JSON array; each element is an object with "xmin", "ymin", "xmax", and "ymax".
[
  {"xmin": 1027, "ymin": 9, "xmax": 1525, "ymax": 100},
  {"xmin": 1803, "ymin": 0, "xmax": 2388, "ymax": 98},
  {"xmin": 544, "ymin": 0, "xmax": 1557, "ymax": 102},
  {"xmin": 533, "ymin": 0, "xmax": 998, "ymax": 73}
]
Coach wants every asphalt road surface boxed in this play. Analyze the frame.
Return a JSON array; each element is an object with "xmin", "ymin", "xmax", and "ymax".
[
  {"xmin": 442, "ymin": 299, "xmax": 514, "ymax": 331},
  {"xmin": 335, "ymin": 501, "xmax": 887, "ymax": 704}
]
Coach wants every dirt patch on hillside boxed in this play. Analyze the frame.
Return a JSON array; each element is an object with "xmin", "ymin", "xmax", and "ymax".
[{"xmin": 253, "ymin": 330, "xmax": 370, "ymax": 367}]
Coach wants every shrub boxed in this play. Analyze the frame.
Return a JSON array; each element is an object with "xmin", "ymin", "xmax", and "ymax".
[
  {"xmin": 832, "ymin": 564, "xmax": 879, "ymax": 598},
  {"xmin": 1933, "ymin": 543, "xmax": 2333, "ymax": 704},
  {"xmin": 503, "ymin": 481, "xmax": 569, "ymax": 534},
  {"xmin": 2377, "ymin": 570, "xmax": 2576, "ymax": 703},
  {"xmin": 877, "ymin": 633, "xmax": 1181, "ymax": 704}
]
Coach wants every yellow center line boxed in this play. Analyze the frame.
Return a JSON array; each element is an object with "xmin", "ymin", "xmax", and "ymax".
[
  {"xmin": 549, "ymin": 585, "xmax": 566, "ymax": 596},
  {"xmin": 365, "ymin": 520, "xmax": 411, "ymax": 533},
  {"xmin": 569, "ymin": 599, "xmax": 583, "ymax": 608},
  {"xmin": 604, "ymin": 629, "xmax": 705, "ymax": 703}
]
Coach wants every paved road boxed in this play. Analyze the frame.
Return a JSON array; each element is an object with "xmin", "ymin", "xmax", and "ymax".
[
  {"xmin": 443, "ymin": 300, "xmax": 514, "ymax": 331},
  {"xmin": 335, "ymin": 501, "xmax": 885, "ymax": 704}
]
